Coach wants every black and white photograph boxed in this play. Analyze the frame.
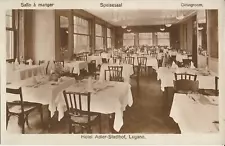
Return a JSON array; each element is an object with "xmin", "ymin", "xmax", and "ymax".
[
  {"xmin": 1, "ymin": 0, "xmax": 225, "ymax": 145},
  {"xmin": 4, "ymin": 8, "xmax": 220, "ymax": 134}
]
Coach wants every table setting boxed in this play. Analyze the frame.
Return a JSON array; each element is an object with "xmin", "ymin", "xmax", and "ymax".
[{"xmin": 170, "ymin": 93, "xmax": 219, "ymax": 133}]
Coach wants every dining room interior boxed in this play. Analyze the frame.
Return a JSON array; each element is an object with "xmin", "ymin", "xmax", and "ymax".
[{"xmin": 5, "ymin": 9, "xmax": 220, "ymax": 134}]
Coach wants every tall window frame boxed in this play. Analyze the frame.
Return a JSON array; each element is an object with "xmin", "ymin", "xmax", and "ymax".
[
  {"xmin": 123, "ymin": 33, "xmax": 134, "ymax": 46},
  {"xmin": 6, "ymin": 10, "xmax": 16, "ymax": 60},
  {"xmin": 138, "ymin": 33, "xmax": 153, "ymax": 46},
  {"xmin": 73, "ymin": 15, "xmax": 90, "ymax": 54},
  {"xmin": 107, "ymin": 28, "xmax": 112, "ymax": 48},
  {"xmin": 95, "ymin": 24, "xmax": 104, "ymax": 50},
  {"xmin": 157, "ymin": 32, "xmax": 170, "ymax": 46}
]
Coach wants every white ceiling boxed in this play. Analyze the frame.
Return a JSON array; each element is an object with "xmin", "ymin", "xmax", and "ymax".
[{"xmin": 85, "ymin": 9, "xmax": 196, "ymax": 26}]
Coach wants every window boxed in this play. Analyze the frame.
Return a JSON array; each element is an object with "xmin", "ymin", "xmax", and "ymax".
[
  {"xmin": 107, "ymin": 28, "xmax": 112, "ymax": 48},
  {"xmin": 73, "ymin": 16, "xmax": 90, "ymax": 53},
  {"xmin": 95, "ymin": 24, "xmax": 103, "ymax": 50},
  {"xmin": 157, "ymin": 32, "xmax": 170, "ymax": 46},
  {"xmin": 6, "ymin": 10, "xmax": 15, "ymax": 59},
  {"xmin": 123, "ymin": 33, "xmax": 134, "ymax": 46},
  {"xmin": 139, "ymin": 33, "xmax": 153, "ymax": 46}
]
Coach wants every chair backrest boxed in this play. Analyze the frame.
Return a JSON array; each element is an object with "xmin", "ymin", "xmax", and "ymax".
[
  {"xmin": 6, "ymin": 59, "xmax": 15, "ymax": 63},
  {"xmin": 137, "ymin": 57, "xmax": 147, "ymax": 66},
  {"xmin": 112, "ymin": 57, "xmax": 118, "ymax": 64},
  {"xmin": 63, "ymin": 91, "xmax": 91, "ymax": 122},
  {"xmin": 88, "ymin": 60, "xmax": 96, "ymax": 74},
  {"xmin": 54, "ymin": 60, "xmax": 64, "ymax": 67},
  {"xmin": 77, "ymin": 55, "xmax": 87, "ymax": 61},
  {"xmin": 108, "ymin": 66, "xmax": 123, "ymax": 82},
  {"xmin": 173, "ymin": 80, "xmax": 199, "ymax": 93},
  {"xmin": 125, "ymin": 57, "xmax": 134, "ymax": 65},
  {"xmin": 174, "ymin": 73, "xmax": 197, "ymax": 81},
  {"xmin": 6, "ymin": 87, "xmax": 25, "ymax": 114},
  {"xmin": 182, "ymin": 59, "xmax": 191, "ymax": 67}
]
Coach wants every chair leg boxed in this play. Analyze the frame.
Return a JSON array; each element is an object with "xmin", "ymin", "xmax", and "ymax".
[
  {"xmin": 6, "ymin": 115, "xmax": 10, "ymax": 129},
  {"xmin": 39, "ymin": 105, "xmax": 44, "ymax": 128},
  {"xmin": 25, "ymin": 115, "xmax": 30, "ymax": 128},
  {"xmin": 21, "ymin": 118, "xmax": 25, "ymax": 134},
  {"xmin": 99, "ymin": 115, "xmax": 102, "ymax": 133}
]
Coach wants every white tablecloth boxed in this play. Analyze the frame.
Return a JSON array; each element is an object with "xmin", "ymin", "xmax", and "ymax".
[
  {"xmin": 55, "ymin": 80, "xmax": 133, "ymax": 132},
  {"xmin": 87, "ymin": 56, "xmax": 102, "ymax": 67},
  {"xmin": 101, "ymin": 53, "xmax": 111, "ymax": 59},
  {"xmin": 170, "ymin": 93, "xmax": 218, "ymax": 133},
  {"xmin": 7, "ymin": 64, "xmax": 46, "ymax": 82},
  {"xmin": 99, "ymin": 63, "xmax": 134, "ymax": 83},
  {"xmin": 176, "ymin": 54, "xmax": 188, "ymax": 62},
  {"xmin": 157, "ymin": 67, "xmax": 216, "ymax": 91},
  {"xmin": 6, "ymin": 76, "xmax": 75, "ymax": 117},
  {"xmin": 64, "ymin": 61, "xmax": 88, "ymax": 75}
]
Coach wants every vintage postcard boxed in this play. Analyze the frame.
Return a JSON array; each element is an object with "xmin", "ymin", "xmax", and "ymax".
[{"xmin": 0, "ymin": 0, "xmax": 225, "ymax": 145}]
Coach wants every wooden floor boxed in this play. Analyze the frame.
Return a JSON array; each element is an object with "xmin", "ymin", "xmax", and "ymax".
[{"xmin": 6, "ymin": 70, "xmax": 180, "ymax": 134}]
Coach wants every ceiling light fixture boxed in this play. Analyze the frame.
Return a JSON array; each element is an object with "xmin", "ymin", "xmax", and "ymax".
[
  {"xmin": 122, "ymin": 25, "xmax": 127, "ymax": 29},
  {"xmin": 127, "ymin": 29, "xmax": 131, "ymax": 32},
  {"xmin": 176, "ymin": 10, "xmax": 184, "ymax": 20},
  {"xmin": 160, "ymin": 27, "xmax": 165, "ymax": 31},
  {"xmin": 198, "ymin": 27, "xmax": 203, "ymax": 30},
  {"xmin": 165, "ymin": 23, "xmax": 172, "ymax": 27}
]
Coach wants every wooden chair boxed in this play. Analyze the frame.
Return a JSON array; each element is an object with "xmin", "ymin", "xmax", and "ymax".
[
  {"xmin": 125, "ymin": 57, "xmax": 134, "ymax": 65},
  {"xmin": 174, "ymin": 73, "xmax": 198, "ymax": 94},
  {"xmin": 63, "ymin": 91, "xmax": 101, "ymax": 134},
  {"xmin": 131, "ymin": 64, "xmax": 141, "ymax": 91},
  {"xmin": 6, "ymin": 87, "xmax": 44, "ymax": 134},
  {"xmin": 108, "ymin": 66, "xmax": 123, "ymax": 82},
  {"xmin": 173, "ymin": 80, "xmax": 199, "ymax": 94},
  {"xmin": 88, "ymin": 60, "xmax": 100, "ymax": 79},
  {"xmin": 112, "ymin": 57, "xmax": 119, "ymax": 64},
  {"xmin": 77, "ymin": 55, "xmax": 87, "ymax": 61},
  {"xmin": 182, "ymin": 59, "xmax": 191, "ymax": 68},
  {"xmin": 39, "ymin": 60, "xmax": 50, "ymax": 75},
  {"xmin": 6, "ymin": 59, "xmax": 15, "ymax": 63},
  {"xmin": 174, "ymin": 73, "xmax": 197, "ymax": 81},
  {"xmin": 54, "ymin": 60, "xmax": 64, "ymax": 67},
  {"xmin": 137, "ymin": 57, "xmax": 147, "ymax": 75}
]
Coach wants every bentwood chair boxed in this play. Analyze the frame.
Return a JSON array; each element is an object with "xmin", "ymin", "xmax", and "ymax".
[
  {"xmin": 77, "ymin": 55, "xmax": 87, "ymax": 61},
  {"xmin": 88, "ymin": 60, "xmax": 100, "ymax": 79},
  {"xmin": 6, "ymin": 87, "xmax": 44, "ymax": 134},
  {"xmin": 173, "ymin": 73, "xmax": 198, "ymax": 94},
  {"xmin": 108, "ymin": 66, "xmax": 124, "ymax": 82},
  {"xmin": 125, "ymin": 57, "xmax": 134, "ymax": 66},
  {"xmin": 39, "ymin": 60, "xmax": 50, "ymax": 74},
  {"xmin": 6, "ymin": 59, "xmax": 15, "ymax": 63},
  {"xmin": 54, "ymin": 60, "xmax": 64, "ymax": 67},
  {"xmin": 137, "ymin": 57, "xmax": 147, "ymax": 76},
  {"xmin": 63, "ymin": 91, "xmax": 101, "ymax": 134}
]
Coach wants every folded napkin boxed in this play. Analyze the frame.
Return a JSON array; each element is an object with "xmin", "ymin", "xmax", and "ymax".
[
  {"xmin": 109, "ymin": 58, "xmax": 113, "ymax": 64},
  {"xmin": 15, "ymin": 58, "xmax": 19, "ymax": 65},
  {"xmin": 190, "ymin": 61, "xmax": 195, "ymax": 69},
  {"xmin": 27, "ymin": 59, "xmax": 33, "ymax": 65},
  {"xmin": 171, "ymin": 61, "xmax": 178, "ymax": 69}
]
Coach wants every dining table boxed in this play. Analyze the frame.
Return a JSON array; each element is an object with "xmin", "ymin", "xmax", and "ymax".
[
  {"xmin": 170, "ymin": 93, "xmax": 219, "ymax": 133},
  {"xmin": 64, "ymin": 61, "xmax": 88, "ymax": 75},
  {"xmin": 6, "ymin": 63, "xmax": 46, "ymax": 82},
  {"xmin": 87, "ymin": 55, "xmax": 102, "ymax": 67},
  {"xmin": 157, "ymin": 67, "xmax": 216, "ymax": 91},
  {"xmin": 55, "ymin": 79, "xmax": 133, "ymax": 132},
  {"xmin": 6, "ymin": 75, "xmax": 75, "ymax": 118}
]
